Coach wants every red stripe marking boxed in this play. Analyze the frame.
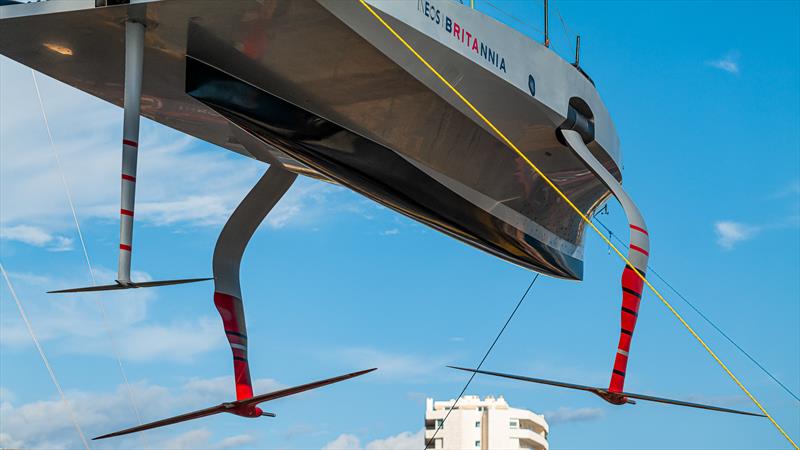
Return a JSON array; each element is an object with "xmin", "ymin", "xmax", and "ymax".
[
  {"xmin": 623, "ymin": 265, "xmax": 647, "ymax": 279},
  {"xmin": 122, "ymin": 139, "xmax": 138, "ymax": 148},
  {"xmin": 630, "ymin": 244, "xmax": 649, "ymax": 256},
  {"xmin": 120, "ymin": 244, "xmax": 132, "ymax": 251},
  {"xmin": 121, "ymin": 174, "xmax": 136, "ymax": 182},
  {"xmin": 120, "ymin": 209, "xmax": 134, "ymax": 217},
  {"xmin": 629, "ymin": 224, "xmax": 648, "ymax": 235}
]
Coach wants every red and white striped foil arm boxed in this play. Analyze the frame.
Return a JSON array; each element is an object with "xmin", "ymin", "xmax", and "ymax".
[
  {"xmin": 609, "ymin": 225, "xmax": 649, "ymax": 393},
  {"xmin": 559, "ymin": 129, "xmax": 650, "ymax": 398},
  {"xmin": 212, "ymin": 164, "xmax": 296, "ymax": 402}
]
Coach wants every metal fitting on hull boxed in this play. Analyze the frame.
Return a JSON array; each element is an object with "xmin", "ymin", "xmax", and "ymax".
[{"xmin": 558, "ymin": 104, "xmax": 595, "ymax": 145}]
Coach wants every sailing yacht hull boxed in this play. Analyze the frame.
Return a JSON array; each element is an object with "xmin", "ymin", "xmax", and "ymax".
[{"xmin": 0, "ymin": 0, "xmax": 622, "ymax": 279}]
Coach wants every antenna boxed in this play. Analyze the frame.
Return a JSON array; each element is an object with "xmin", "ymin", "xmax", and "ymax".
[
  {"xmin": 544, "ymin": 0, "xmax": 550, "ymax": 47},
  {"xmin": 575, "ymin": 35, "xmax": 581, "ymax": 66}
]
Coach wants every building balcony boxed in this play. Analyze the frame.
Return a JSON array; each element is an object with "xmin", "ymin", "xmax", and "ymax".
[{"xmin": 510, "ymin": 428, "xmax": 548, "ymax": 450}]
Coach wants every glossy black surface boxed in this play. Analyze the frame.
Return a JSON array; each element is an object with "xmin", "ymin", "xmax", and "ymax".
[{"xmin": 187, "ymin": 57, "xmax": 583, "ymax": 279}]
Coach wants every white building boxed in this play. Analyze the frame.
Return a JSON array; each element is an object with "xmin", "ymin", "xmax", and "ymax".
[{"xmin": 424, "ymin": 395, "xmax": 548, "ymax": 450}]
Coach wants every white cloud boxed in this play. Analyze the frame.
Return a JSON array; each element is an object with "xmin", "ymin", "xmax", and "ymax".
[
  {"xmin": 0, "ymin": 224, "xmax": 74, "ymax": 251},
  {"xmin": 214, "ymin": 433, "xmax": 257, "ymax": 449},
  {"xmin": 182, "ymin": 375, "xmax": 282, "ymax": 399},
  {"xmin": 0, "ymin": 387, "xmax": 14, "ymax": 402},
  {"xmin": 324, "ymin": 433, "xmax": 362, "ymax": 450},
  {"xmin": 544, "ymin": 406, "xmax": 605, "ymax": 424},
  {"xmin": 1, "ymin": 267, "xmax": 225, "ymax": 363},
  {"xmin": 159, "ymin": 429, "xmax": 215, "ymax": 450},
  {"xmin": 1, "ymin": 224, "xmax": 53, "ymax": 246},
  {"xmin": 156, "ymin": 428, "xmax": 254, "ymax": 450},
  {"xmin": 90, "ymin": 318, "xmax": 224, "ymax": 363},
  {"xmin": 706, "ymin": 51, "xmax": 740, "ymax": 74},
  {"xmin": 380, "ymin": 228, "xmax": 399, "ymax": 236},
  {"xmin": 0, "ymin": 377, "xmax": 272, "ymax": 450},
  {"xmin": 323, "ymin": 430, "xmax": 425, "ymax": 450},
  {"xmin": 772, "ymin": 180, "xmax": 800, "ymax": 199},
  {"xmin": 280, "ymin": 422, "xmax": 320, "ymax": 440},
  {"xmin": 48, "ymin": 235, "xmax": 75, "ymax": 252},
  {"xmin": 0, "ymin": 57, "xmax": 360, "ymax": 240},
  {"xmin": 713, "ymin": 185, "xmax": 800, "ymax": 249},
  {"xmin": 265, "ymin": 182, "xmax": 351, "ymax": 229},
  {"xmin": 365, "ymin": 429, "xmax": 424, "ymax": 449},
  {"xmin": 714, "ymin": 221, "xmax": 758, "ymax": 249},
  {"xmin": 0, "ymin": 432, "xmax": 24, "ymax": 449},
  {"xmin": 1, "ymin": 267, "xmax": 152, "ymax": 346}
]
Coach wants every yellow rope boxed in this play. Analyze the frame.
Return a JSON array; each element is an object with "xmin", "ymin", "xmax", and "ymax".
[{"xmin": 357, "ymin": 1, "xmax": 798, "ymax": 447}]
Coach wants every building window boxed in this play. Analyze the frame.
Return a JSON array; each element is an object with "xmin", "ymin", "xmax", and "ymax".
[
  {"xmin": 510, "ymin": 420, "xmax": 518, "ymax": 429},
  {"xmin": 435, "ymin": 419, "xmax": 443, "ymax": 429},
  {"xmin": 475, "ymin": 421, "xmax": 480, "ymax": 428},
  {"xmin": 475, "ymin": 440, "xmax": 480, "ymax": 447}
]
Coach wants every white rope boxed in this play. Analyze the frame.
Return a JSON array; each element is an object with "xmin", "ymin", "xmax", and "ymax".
[
  {"xmin": 30, "ymin": 75, "xmax": 93, "ymax": 281},
  {"xmin": 0, "ymin": 262, "xmax": 91, "ymax": 450},
  {"xmin": 31, "ymin": 70, "xmax": 149, "ymax": 447}
]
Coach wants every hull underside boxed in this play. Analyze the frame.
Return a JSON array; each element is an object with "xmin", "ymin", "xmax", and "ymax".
[
  {"xmin": 0, "ymin": 0, "xmax": 622, "ymax": 280},
  {"xmin": 187, "ymin": 57, "xmax": 584, "ymax": 278}
]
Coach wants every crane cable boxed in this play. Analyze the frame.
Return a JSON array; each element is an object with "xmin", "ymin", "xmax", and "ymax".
[
  {"xmin": 31, "ymin": 70, "xmax": 149, "ymax": 447},
  {"xmin": 425, "ymin": 274, "xmax": 539, "ymax": 449},
  {"xmin": 594, "ymin": 217, "xmax": 800, "ymax": 403},
  {"xmin": 357, "ymin": 1, "xmax": 797, "ymax": 447},
  {"xmin": 0, "ymin": 263, "xmax": 91, "ymax": 450}
]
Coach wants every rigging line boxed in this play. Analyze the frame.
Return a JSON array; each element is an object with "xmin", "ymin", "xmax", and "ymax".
[
  {"xmin": 480, "ymin": 0, "xmax": 544, "ymax": 36},
  {"xmin": 593, "ymin": 217, "xmax": 800, "ymax": 403},
  {"xmin": 553, "ymin": 2, "xmax": 573, "ymax": 49},
  {"xmin": 0, "ymin": 262, "xmax": 91, "ymax": 450},
  {"xmin": 553, "ymin": 1, "xmax": 574, "ymax": 36},
  {"xmin": 30, "ymin": 70, "xmax": 149, "ymax": 447},
  {"xmin": 357, "ymin": 2, "xmax": 797, "ymax": 447},
  {"xmin": 425, "ymin": 274, "xmax": 539, "ymax": 449},
  {"xmin": 548, "ymin": 0, "xmax": 575, "ymax": 59}
]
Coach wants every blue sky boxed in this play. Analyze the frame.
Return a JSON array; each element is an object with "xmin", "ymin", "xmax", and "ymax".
[{"xmin": 1, "ymin": 1, "xmax": 798, "ymax": 449}]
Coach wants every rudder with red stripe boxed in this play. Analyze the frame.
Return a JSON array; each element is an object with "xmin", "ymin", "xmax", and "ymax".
[
  {"xmin": 607, "ymin": 222, "xmax": 650, "ymax": 396},
  {"xmin": 609, "ymin": 264, "xmax": 645, "ymax": 393},
  {"xmin": 558, "ymin": 129, "xmax": 652, "ymax": 402},
  {"xmin": 214, "ymin": 292, "xmax": 254, "ymax": 400}
]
